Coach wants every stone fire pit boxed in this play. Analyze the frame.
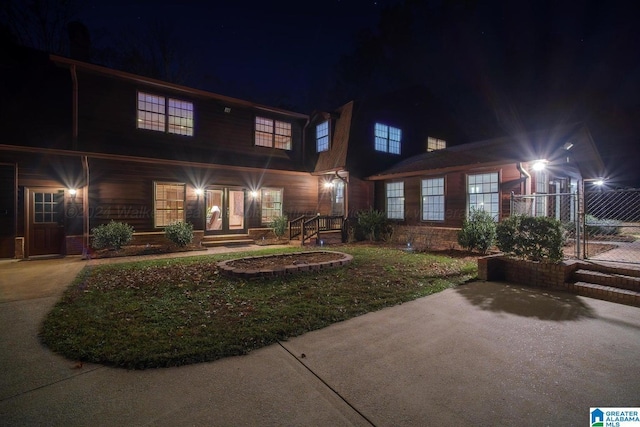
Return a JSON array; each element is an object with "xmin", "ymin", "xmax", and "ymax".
[{"xmin": 216, "ymin": 251, "xmax": 353, "ymax": 279}]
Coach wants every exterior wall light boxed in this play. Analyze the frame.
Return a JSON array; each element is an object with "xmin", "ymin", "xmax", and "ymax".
[
  {"xmin": 69, "ymin": 188, "xmax": 77, "ymax": 198},
  {"xmin": 195, "ymin": 188, "xmax": 204, "ymax": 196},
  {"xmin": 324, "ymin": 181, "xmax": 334, "ymax": 189},
  {"xmin": 250, "ymin": 191, "xmax": 258, "ymax": 198},
  {"xmin": 532, "ymin": 160, "xmax": 547, "ymax": 171}
]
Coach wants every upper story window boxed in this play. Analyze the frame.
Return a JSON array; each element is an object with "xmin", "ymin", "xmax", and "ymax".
[
  {"xmin": 374, "ymin": 123, "xmax": 401, "ymax": 154},
  {"xmin": 137, "ymin": 92, "xmax": 193, "ymax": 136},
  {"xmin": 316, "ymin": 120, "xmax": 329, "ymax": 152},
  {"xmin": 427, "ymin": 137, "xmax": 446, "ymax": 152},
  {"xmin": 255, "ymin": 116, "xmax": 292, "ymax": 150}
]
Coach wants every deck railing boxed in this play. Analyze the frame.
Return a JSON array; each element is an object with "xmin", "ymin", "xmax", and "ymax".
[{"xmin": 289, "ymin": 215, "xmax": 345, "ymax": 245}]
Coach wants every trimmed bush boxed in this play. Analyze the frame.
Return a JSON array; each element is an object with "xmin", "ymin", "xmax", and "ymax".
[
  {"xmin": 91, "ymin": 221, "xmax": 134, "ymax": 250},
  {"xmin": 458, "ymin": 208, "xmax": 496, "ymax": 254},
  {"xmin": 269, "ymin": 215, "xmax": 289, "ymax": 238},
  {"xmin": 355, "ymin": 208, "xmax": 392, "ymax": 242},
  {"xmin": 165, "ymin": 221, "xmax": 194, "ymax": 247},
  {"xmin": 496, "ymin": 215, "xmax": 564, "ymax": 262},
  {"xmin": 585, "ymin": 214, "xmax": 622, "ymax": 236}
]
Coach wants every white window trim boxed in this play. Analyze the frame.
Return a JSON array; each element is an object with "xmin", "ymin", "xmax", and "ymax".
[
  {"xmin": 375, "ymin": 123, "xmax": 402, "ymax": 154},
  {"xmin": 386, "ymin": 181, "xmax": 404, "ymax": 220},
  {"xmin": 316, "ymin": 120, "xmax": 330, "ymax": 152},
  {"xmin": 421, "ymin": 177, "xmax": 445, "ymax": 221},
  {"xmin": 255, "ymin": 116, "xmax": 292, "ymax": 150},
  {"xmin": 154, "ymin": 182, "xmax": 186, "ymax": 228},
  {"xmin": 137, "ymin": 92, "xmax": 194, "ymax": 136},
  {"xmin": 260, "ymin": 187, "xmax": 284, "ymax": 224},
  {"xmin": 467, "ymin": 172, "xmax": 500, "ymax": 221}
]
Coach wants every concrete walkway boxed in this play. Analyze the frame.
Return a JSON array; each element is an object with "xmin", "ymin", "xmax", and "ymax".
[{"xmin": 1, "ymin": 247, "xmax": 639, "ymax": 426}]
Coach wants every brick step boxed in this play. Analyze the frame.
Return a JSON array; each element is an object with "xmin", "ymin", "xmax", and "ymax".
[
  {"xmin": 201, "ymin": 235, "xmax": 255, "ymax": 247},
  {"xmin": 567, "ymin": 281, "xmax": 640, "ymax": 307},
  {"xmin": 577, "ymin": 263, "xmax": 640, "ymax": 278},
  {"xmin": 573, "ymin": 269, "xmax": 640, "ymax": 292}
]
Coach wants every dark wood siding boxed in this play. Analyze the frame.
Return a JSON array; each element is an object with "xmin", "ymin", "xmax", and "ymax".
[
  {"xmin": 87, "ymin": 158, "xmax": 318, "ymax": 232},
  {"xmin": 75, "ymin": 71, "xmax": 307, "ymax": 171}
]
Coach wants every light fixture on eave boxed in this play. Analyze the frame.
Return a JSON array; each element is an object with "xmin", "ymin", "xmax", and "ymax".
[
  {"xmin": 563, "ymin": 142, "xmax": 574, "ymax": 150},
  {"xmin": 224, "ymin": 107, "xmax": 231, "ymax": 113},
  {"xmin": 532, "ymin": 159, "xmax": 548, "ymax": 171}
]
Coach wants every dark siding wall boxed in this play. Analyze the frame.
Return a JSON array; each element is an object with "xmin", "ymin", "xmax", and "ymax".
[
  {"xmin": 76, "ymin": 70, "xmax": 307, "ymax": 171},
  {"xmin": 347, "ymin": 176, "xmax": 374, "ymax": 216},
  {"xmin": 87, "ymin": 158, "xmax": 318, "ymax": 232}
]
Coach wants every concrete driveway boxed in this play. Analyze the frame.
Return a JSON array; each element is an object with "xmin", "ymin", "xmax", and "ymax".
[{"xmin": 1, "ymin": 253, "xmax": 639, "ymax": 426}]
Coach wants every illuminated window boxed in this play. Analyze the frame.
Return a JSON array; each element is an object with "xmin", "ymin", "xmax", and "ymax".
[
  {"xmin": 255, "ymin": 117, "xmax": 292, "ymax": 150},
  {"xmin": 386, "ymin": 182, "xmax": 404, "ymax": 219},
  {"xmin": 154, "ymin": 182, "xmax": 185, "ymax": 227},
  {"xmin": 261, "ymin": 188, "xmax": 283, "ymax": 224},
  {"xmin": 316, "ymin": 120, "xmax": 329, "ymax": 152},
  {"xmin": 467, "ymin": 173, "xmax": 499, "ymax": 220},
  {"xmin": 427, "ymin": 137, "xmax": 446, "ymax": 152},
  {"xmin": 422, "ymin": 178, "xmax": 445, "ymax": 221},
  {"xmin": 137, "ymin": 92, "xmax": 193, "ymax": 136},
  {"xmin": 374, "ymin": 123, "xmax": 401, "ymax": 154}
]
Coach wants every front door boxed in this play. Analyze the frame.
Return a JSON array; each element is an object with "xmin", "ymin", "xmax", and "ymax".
[
  {"xmin": 205, "ymin": 187, "xmax": 246, "ymax": 234},
  {"xmin": 28, "ymin": 188, "xmax": 64, "ymax": 256}
]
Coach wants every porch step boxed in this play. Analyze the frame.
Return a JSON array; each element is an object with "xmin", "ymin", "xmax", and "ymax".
[
  {"xmin": 201, "ymin": 234, "xmax": 255, "ymax": 248},
  {"xmin": 567, "ymin": 281, "xmax": 640, "ymax": 307},
  {"xmin": 573, "ymin": 269, "xmax": 640, "ymax": 292},
  {"xmin": 566, "ymin": 262, "xmax": 640, "ymax": 307}
]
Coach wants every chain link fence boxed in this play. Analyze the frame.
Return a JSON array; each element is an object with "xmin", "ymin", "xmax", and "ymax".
[
  {"xmin": 510, "ymin": 189, "xmax": 640, "ymax": 264},
  {"xmin": 583, "ymin": 189, "xmax": 640, "ymax": 264}
]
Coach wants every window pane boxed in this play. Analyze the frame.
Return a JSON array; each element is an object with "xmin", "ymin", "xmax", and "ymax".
[
  {"xmin": 422, "ymin": 178, "xmax": 445, "ymax": 221},
  {"xmin": 261, "ymin": 188, "xmax": 283, "ymax": 224},
  {"xmin": 467, "ymin": 173, "xmax": 499, "ymax": 220},
  {"xmin": 137, "ymin": 92, "xmax": 166, "ymax": 132},
  {"xmin": 168, "ymin": 98, "xmax": 194, "ymax": 136},
  {"xmin": 154, "ymin": 183, "xmax": 185, "ymax": 227},
  {"xmin": 386, "ymin": 182, "xmax": 404, "ymax": 219},
  {"xmin": 316, "ymin": 121, "xmax": 329, "ymax": 152}
]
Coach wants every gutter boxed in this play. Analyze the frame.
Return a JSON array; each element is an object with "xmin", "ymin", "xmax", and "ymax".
[{"xmin": 517, "ymin": 162, "xmax": 531, "ymax": 195}]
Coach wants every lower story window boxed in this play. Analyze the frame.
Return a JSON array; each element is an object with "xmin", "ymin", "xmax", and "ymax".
[
  {"xmin": 386, "ymin": 182, "xmax": 404, "ymax": 219},
  {"xmin": 422, "ymin": 178, "xmax": 445, "ymax": 221},
  {"xmin": 154, "ymin": 182, "xmax": 185, "ymax": 227},
  {"xmin": 261, "ymin": 188, "xmax": 283, "ymax": 224},
  {"xmin": 467, "ymin": 172, "xmax": 499, "ymax": 220}
]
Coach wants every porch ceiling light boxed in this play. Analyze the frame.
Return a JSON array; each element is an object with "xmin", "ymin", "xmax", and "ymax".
[{"xmin": 532, "ymin": 160, "xmax": 547, "ymax": 171}]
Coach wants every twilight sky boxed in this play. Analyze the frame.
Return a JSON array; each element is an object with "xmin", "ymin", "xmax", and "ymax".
[{"xmin": 76, "ymin": 0, "xmax": 640, "ymax": 186}]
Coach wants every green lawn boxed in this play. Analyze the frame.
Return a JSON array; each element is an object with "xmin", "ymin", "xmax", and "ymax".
[{"xmin": 40, "ymin": 245, "xmax": 478, "ymax": 369}]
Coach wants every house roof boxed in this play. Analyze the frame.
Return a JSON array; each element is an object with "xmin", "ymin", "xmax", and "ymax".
[
  {"xmin": 368, "ymin": 123, "xmax": 606, "ymax": 180},
  {"xmin": 49, "ymin": 55, "xmax": 308, "ymax": 119}
]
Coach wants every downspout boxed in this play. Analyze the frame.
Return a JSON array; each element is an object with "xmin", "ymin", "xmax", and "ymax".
[
  {"xmin": 517, "ymin": 162, "xmax": 531, "ymax": 195},
  {"xmin": 71, "ymin": 64, "xmax": 78, "ymax": 150},
  {"xmin": 69, "ymin": 64, "xmax": 90, "ymax": 258}
]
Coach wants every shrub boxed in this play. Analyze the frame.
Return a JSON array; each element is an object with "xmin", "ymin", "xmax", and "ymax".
[
  {"xmin": 165, "ymin": 221, "xmax": 194, "ymax": 247},
  {"xmin": 269, "ymin": 215, "xmax": 289, "ymax": 238},
  {"xmin": 355, "ymin": 208, "xmax": 391, "ymax": 242},
  {"xmin": 91, "ymin": 221, "xmax": 134, "ymax": 250},
  {"xmin": 585, "ymin": 214, "xmax": 621, "ymax": 236},
  {"xmin": 496, "ymin": 215, "xmax": 564, "ymax": 262},
  {"xmin": 457, "ymin": 208, "xmax": 497, "ymax": 254}
]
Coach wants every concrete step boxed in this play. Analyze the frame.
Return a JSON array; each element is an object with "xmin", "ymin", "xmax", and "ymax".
[
  {"xmin": 567, "ymin": 281, "xmax": 640, "ymax": 307},
  {"xmin": 573, "ymin": 269, "xmax": 640, "ymax": 292}
]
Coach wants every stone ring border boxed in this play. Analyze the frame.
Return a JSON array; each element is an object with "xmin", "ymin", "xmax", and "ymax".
[{"xmin": 216, "ymin": 251, "xmax": 353, "ymax": 279}]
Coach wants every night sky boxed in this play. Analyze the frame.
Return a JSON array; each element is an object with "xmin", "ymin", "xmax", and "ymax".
[{"xmin": 75, "ymin": 0, "xmax": 640, "ymax": 186}]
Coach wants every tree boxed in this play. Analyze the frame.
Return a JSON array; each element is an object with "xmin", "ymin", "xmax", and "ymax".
[{"xmin": 0, "ymin": 0, "xmax": 85, "ymax": 55}]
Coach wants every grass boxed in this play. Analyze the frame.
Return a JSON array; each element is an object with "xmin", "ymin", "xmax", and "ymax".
[{"xmin": 40, "ymin": 245, "xmax": 478, "ymax": 369}]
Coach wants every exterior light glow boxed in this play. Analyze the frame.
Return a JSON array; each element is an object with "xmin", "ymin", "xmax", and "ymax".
[
  {"xmin": 195, "ymin": 188, "xmax": 204, "ymax": 196},
  {"xmin": 250, "ymin": 191, "xmax": 258, "ymax": 198},
  {"xmin": 68, "ymin": 188, "xmax": 77, "ymax": 196},
  {"xmin": 324, "ymin": 181, "xmax": 334, "ymax": 189},
  {"xmin": 532, "ymin": 160, "xmax": 547, "ymax": 171}
]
